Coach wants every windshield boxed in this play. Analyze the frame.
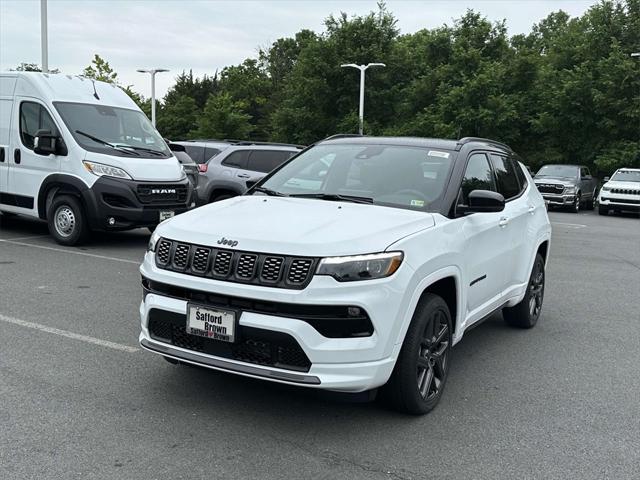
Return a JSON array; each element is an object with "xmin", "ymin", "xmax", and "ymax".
[
  {"xmin": 611, "ymin": 170, "xmax": 640, "ymax": 182},
  {"xmin": 535, "ymin": 165, "xmax": 578, "ymax": 178},
  {"xmin": 54, "ymin": 102, "xmax": 171, "ymax": 158},
  {"xmin": 256, "ymin": 143, "xmax": 454, "ymax": 212}
]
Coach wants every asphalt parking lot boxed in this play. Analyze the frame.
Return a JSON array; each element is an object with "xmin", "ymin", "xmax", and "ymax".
[{"xmin": 1, "ymin": 209, "xmax": 639, "ymax": 480}]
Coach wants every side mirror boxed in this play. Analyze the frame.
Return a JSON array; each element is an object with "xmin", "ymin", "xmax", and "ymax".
[
  {"xmin": 459, "ymin": 190, "xmax": 505, "ymax": 215},
  {"xmin": 604, "ymin": 176, "xmax": 610, "ymax": 182},
  {"xmin": 34, "ymin": 129, "xmax": 58, "ymax": 156}
]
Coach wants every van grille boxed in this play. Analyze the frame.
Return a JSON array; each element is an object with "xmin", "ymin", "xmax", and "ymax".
[
  {"xmin": 136, "ymin": 184, "xmax": 189, "ymax": 204},
  {"xmin": 154, "ymin": 239, "xmax": 317, "ymax": 289}
]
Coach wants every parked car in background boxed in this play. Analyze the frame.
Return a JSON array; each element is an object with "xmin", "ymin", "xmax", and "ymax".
[
  {"xmin": 533, "ymin": 164, "xmax": 598, "ymax": 213},
  {"xmin": 140, "ymin": 135, "xmax": 551, "ymax": 415},
  {"xmin": 167, "ymin": 142, "xmax": 199, "ymax": 191},
  {"xmin": 172, "ymin": 140, "xmax": 303, "ymax": 204},
  {"xmin": 0, "ymin": 72, "xmax": 193, "ymax": 245},
  {"xmin": 598, "ymin": 167, "xmax": 640, "ymax": 215}
]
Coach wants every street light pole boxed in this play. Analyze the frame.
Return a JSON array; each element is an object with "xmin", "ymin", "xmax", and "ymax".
[
  {"xmin": 40, "ymin": 0, "xmax": 48, "ymax": 73},
  {"xmin": 341, "ymin": 63, "xmax": 386, "ymax": 135},
  {"xmin": 136, "ymin": 68, "xmax": 169, "ymax": 127}
]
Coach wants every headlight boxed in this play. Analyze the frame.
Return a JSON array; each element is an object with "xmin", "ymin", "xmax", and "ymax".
[
  {"xmin": 148, "ymin": 232, "xmax": 161, "ymax": 252},
  {"xmin": 83, "ymin": 161, "xmax": 132, "ymax": 179},
  {"xmin": 316, "ymin": 252, "xmax": 403, "ymax": 282},
  {"xmin": 601, "ymin": 185, "xmax": 611, "ymax": 191},
  {"xmin": 564, "ymin": 186, "xmax": 576, "ymax": 193}
]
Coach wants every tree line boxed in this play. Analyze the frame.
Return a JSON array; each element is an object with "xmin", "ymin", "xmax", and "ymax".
[{"xmin": 16, "ymin": 1, "xmax": 640, "ymax": 175}]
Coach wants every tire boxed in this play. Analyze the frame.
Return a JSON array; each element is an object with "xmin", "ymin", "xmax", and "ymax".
[
  {"xmin": 585, "ymin": 190, "xmax": 596, "ymax": 210},
  {"xmin": 47, "ymin": 195, "xmax": 90, "ymax": 246},
  {"xmin": 570, "ymin": 193, "xmax": 581, "ymax": 213},
  {"xmin": 503, "ymin": 253, "xmax": 545, "ymax": 328},
  {"xmin": 381, "ymin": 293, "xmax": 452, "ymax": 415},
  {"xmin": 598, "ymin": 204, "xmax": 608, "ymax": 216}
]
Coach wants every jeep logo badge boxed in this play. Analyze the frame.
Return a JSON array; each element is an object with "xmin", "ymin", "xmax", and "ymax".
[
  {"xmin": 151, "ymin": 188, "xmax": 176, "ymax": 194},
  {"xmin": 217, "ymin": 237, "xmax": 238, "ymax": 247}
]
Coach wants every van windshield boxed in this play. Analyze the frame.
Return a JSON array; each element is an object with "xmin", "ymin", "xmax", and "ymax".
[
  {"xmin": 54, "ymin": 102, "xmax": 171, "ymax": 158},
  {"xmin": 256, "ymin": 143, "xmax": 454, "ymax": 212}
]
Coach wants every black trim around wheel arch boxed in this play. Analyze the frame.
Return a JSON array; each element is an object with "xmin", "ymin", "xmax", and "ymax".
[
  {"xmin": 140, "ymin": 338, "xmax": 321, "ymax": 385},
  {"xmin": 37, "ymin": 174, "xmax": 90, "ymax": 219}
]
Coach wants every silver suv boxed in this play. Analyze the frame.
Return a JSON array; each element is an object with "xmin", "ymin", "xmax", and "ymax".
[{"xmin": 174, "ymin": 140, "xmax": 302, "ymax": 204}]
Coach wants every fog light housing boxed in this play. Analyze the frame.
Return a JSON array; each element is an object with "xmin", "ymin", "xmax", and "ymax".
[{"xmin": 108, "ymin": 217, "xmax": 116, "ymax": 226}]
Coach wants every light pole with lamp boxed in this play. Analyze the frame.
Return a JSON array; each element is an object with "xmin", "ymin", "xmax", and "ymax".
[
  {"xmin": 136, "ymin": 68, "xmax": 169, "ymax": 126},
  {"xmin": 340, "ymin": 63, "xmax": 386, "ymax": 135}
]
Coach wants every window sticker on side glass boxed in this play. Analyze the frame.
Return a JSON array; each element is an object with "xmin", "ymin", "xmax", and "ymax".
[
  {"xmin": 410, "ymin": 199, "xmax": 425, "ymax": 207},
  {"xmin": 428, "ymin": 150, "xmax": 450, "ymax": 158}
]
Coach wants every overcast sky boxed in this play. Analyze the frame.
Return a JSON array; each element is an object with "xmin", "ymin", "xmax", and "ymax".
[{"xmin": 1, "ymin": 0, "xmax": 595, "ymax": 99}]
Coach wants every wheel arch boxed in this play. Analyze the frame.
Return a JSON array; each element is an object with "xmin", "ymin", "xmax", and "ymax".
[{"xmin": 37, "ymin": 174, "xmax": 89, "ymax": 220}]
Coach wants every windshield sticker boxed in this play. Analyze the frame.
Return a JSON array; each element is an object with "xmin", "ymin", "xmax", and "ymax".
[
  {"xmin": 410, "ymin": 199, "xmax": 425, "ymax": 207},
  {"xmin": 428, "ymin": 150, "xmax": 450, "ymax": 158}
]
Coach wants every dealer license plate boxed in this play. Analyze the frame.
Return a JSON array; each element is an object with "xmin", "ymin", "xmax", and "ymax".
[
  {"xmin": 187, "ymin": 304, "xmax": 236, "ymax": 342},
  {"xmin": 159, "ymin": 210, "xmax": 175, "ymax": 222}
]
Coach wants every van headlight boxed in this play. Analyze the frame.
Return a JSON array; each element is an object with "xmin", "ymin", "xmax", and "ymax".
[
  {"xmin": 316, "ymin": 252, "xmax": 403, "ymax": 282},
  {"xmin": 83, "ymin": 161, "xmax": 132, "ymax": 180},
  {"xmin": 148, "ymin": 231, "xmax": 161, "ymax": 252}
]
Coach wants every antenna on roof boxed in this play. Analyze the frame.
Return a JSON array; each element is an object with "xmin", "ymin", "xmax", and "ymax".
[{"xmin": 90, "ymin": 79, "xmax": 100, "ymax": 100}]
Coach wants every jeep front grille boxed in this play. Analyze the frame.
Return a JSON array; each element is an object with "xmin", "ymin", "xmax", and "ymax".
[
  {"xmin": 610, "ymin": 188, "xmax": 640, "ymax": 195},
  {"xmin": 154, "ymin": 239, "xmax": 317, "ymax": 289}
]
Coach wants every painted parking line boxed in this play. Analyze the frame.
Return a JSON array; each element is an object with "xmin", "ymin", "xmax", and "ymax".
[
  {"xmin": 551, "ymin": 222, "xmax": 587, "ymax": 229},
  {"xmin": 0, "ymin": 234, "xmax": 49, "ymax": 242},
  {"xmin": 0, "ymin": 238, "xmax": 140, "ymax": 265},
  {"xmin": 0, "ymin": 313, "xmax": 138, "ymax": 353}
]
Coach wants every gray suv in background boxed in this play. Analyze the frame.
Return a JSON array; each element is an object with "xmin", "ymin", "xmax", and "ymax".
[{"xmin": 173, "ymin": 140, "xmax": 303, "ymax": 204}]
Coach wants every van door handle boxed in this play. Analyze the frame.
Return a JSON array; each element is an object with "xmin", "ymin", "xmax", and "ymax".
[
  {"xmin": 14, "ymin": 149, "xmax": 21, "ymax": 164},
  {"xmin": 237, "ymin": 173, "xmax": 250, "ymax": 179},
  {"xmin": 498, "ymin": 217, "xmax": 509, "ymax": 228}
]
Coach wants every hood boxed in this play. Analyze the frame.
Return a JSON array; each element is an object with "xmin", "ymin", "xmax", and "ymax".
[
  {"xmin": 534, "ymin": 176, "xmax": 576, "ymax": 186},
  {"xmin": 83, "ymin": 151, "xmax": 184, "ymax": 182},
  {"xmin": 603, "ymin": 180, "xmax": 640, "ymax": 190},
  {"xmin": 157, "ymin": 196, "xmax": 436, "ymax": 256}
]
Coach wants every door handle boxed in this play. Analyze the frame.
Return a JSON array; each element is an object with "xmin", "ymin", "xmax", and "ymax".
[
  {"xmin": 528, "ymin": 205, "xmax": 536, "ymax": 215},
  {"xmin": 237, "ymin": 173, "xmax": 250, "ymax": 178},
  {"xmin": 498, "ymin": 217, "xmax": 509, "ymax": 227},
  {"xmin": 14, "ymin": 149, "xmax": 21, "ymax": 164}
]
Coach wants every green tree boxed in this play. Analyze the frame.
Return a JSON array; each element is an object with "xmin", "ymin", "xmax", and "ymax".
[
  {"xmin": 13, "ymin": 62, "xmax": 60, "ymax": 73},
  {"xmin": 192, "ymin": 93, "xmax": 253, "ymax": 139},
  {"xmin": 82, "ymin": 54, "xmax": 118, "ymax": 83},
  {"xmin": 156, "ymin": 95, "xmax": 199, "ymax": 140}
]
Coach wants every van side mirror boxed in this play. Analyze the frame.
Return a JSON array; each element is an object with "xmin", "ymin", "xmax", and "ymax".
[
  {"xmin": 34, "ymin": 129, "xmax": 59, "ymax": 156},
  {"xmin": 459, "ymin": 190, "xmax": 505, "ymax": 215}
]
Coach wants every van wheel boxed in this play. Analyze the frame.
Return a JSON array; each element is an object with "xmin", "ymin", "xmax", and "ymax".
[
  {"xmin": 380, "ymin": 293, "xmax": 452, "ymax": 415},
  {"xmin": 47, "ymin": 195, "xmax": 89, "ymax": 246},
  {"xmin": 503, "ymin": 253, "xmax": 545, "ymax": 328}
]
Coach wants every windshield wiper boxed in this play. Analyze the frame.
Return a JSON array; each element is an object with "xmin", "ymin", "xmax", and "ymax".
[
  {"xmin": 75, "ymin": 130, "xmax": 139, "ymax": 156},
  {"xmin": 289, "ymin": 193, "xmax": 373, "ymax": 204},
  {"xmin": 114, "ymin": 144, "xmax": 166, "ymax": 156},
  {"xmin": 253, "ymin": 187, "xmax": 288, "ymax": 197}
]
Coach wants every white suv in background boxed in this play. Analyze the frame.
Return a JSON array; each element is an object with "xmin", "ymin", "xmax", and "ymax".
[
  {"xmin": 598, "ymin": 168, "xmax": 640, "ymax": 215},
  {"xmin": 139, "ymin": 136, "xmax": 551, "ymax": 414}
]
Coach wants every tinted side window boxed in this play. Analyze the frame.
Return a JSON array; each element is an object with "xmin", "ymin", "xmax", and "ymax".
[
  {"xmin": 513, "ymin": 159, "xmax": 528, "ymax": 190},
  {"xmin": 247, "ymin": 150, "xmax": 294, "ymax": 173},
  {"xmin": 204, "ymin": 147, "xmax": 221, "ymax": 162},
  {"xmin": 460, "ymin": 153, "xmax": 496, "ymax": 204},
  {"xmin": 222, "ymin": 150, "xmax": 249, "ymax": 169},
  {"xmin": 184, "ymin": 145, "xmax": 205, "ymax": 163},
  {"xmin": 580, "ymin": 167, "xmax": 590, "ymax": 177},
  {"xmin": 20, "ymin": 102, "xmax": 57, "ymax": 150},
  {"xmin": 490, "ymin": 154, "xmax": 520, "ymax": 200}
]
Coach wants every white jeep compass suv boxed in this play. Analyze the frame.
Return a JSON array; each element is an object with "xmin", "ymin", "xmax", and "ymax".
[{"xmin": 139, "ymin": 135, "xmax": 551, "ymax": 414}]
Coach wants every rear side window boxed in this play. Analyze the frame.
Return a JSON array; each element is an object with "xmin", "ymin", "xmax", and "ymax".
[
  {"xmin": 490, "ymin": 154, "xmax": 521, "ymax": 200},
  {"xmin": 247, "ymin": 150, "xmax": 294, "ymax": 173},
  {"xmin": 514, "ymin": 159, "xmax": 528, "ymax": 190},
  {"xmin": 204, "ymin": 147, "xmax": 221, "ymax": 162},
  {"xmin": 184, "ymin": 145, "xmax": 205, "ymax": 163},
  {"xmin": 222, "ymin": 150, "xmax": 249, "ymax": 169},
  {"xmin": 20, "ymin": 102, "xmax": 58, "ymax": 150},
  {"xmin": 459, "ymin": 153, "xmax": 496, "ymax": 204}
]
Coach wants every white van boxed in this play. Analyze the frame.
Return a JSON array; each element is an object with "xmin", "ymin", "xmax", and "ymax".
[{"xmin": 0, "ymin": 72, "xmax": 193, "ymax": 245}]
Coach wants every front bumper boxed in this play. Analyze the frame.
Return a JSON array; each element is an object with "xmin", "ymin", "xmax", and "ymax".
[
  {"xmin": 540, "ymin": 193, "xmax": 576, "ymax": 206},
  {"xmin": 138, "ymin": 252, "xmax": 412, "ymax": 392},
  {"xmin": 598, "ymin": 194, "xmax": 640, "ymax": 211},
  {"xmin": 83, "ymin": 176, "xmax": 195, "ymax": 230}
]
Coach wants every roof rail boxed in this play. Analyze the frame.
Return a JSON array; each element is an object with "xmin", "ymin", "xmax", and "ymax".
[
  {"xmin": 222, "ymin": 139, "xmax": 305, "ymax": 148},
  {"xmin": 322, "ymin": 134, "xmax": 364, "ymax": 141},
  {"xmin": 456, "ymin": 137, "xmax": 512, "ymax": 151}
]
